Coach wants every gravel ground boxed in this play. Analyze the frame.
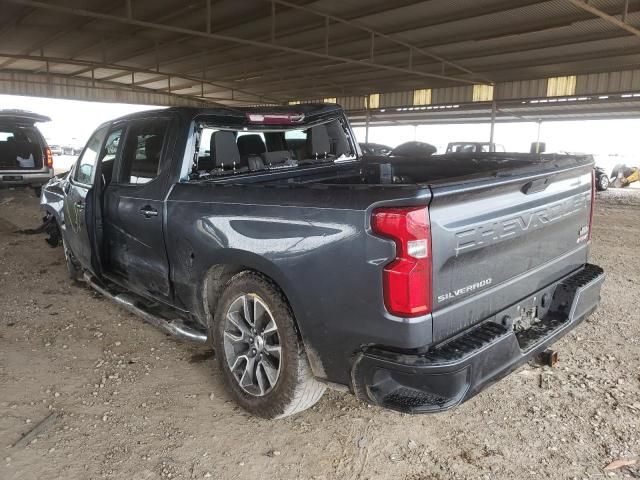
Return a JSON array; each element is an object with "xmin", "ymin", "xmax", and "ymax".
[{"xmin": 0, "ymin": 187, "xmax": 639, "ymax": 480}]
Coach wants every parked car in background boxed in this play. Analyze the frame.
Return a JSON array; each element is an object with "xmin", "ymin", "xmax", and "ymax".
[
  {"xmin": 49, "ymin": 144, "xmax": 64, "ymax": 156},
  {"xmin": 359, "ymin": 142, "xmax": 392, "ymax": 156},
  {"xmin": 41, "ymin": 105, "xmax": 604, "ymax": 419},
  {"xmin": 389, "ymin": 141, "xmax": 437, "ymax": 157},
  {"xmin": 446, "ymin": 142, "xmax": 506, "ymax": 153},
  {"xmin": 0, "ymin": 110, "xmax": 54, "ymax": 196},
  {"xmin": 595, "ymin": 166, "xmax": 609, "ymax": 191},
  {"xmin": 61, "ymin": 145, "xmax": 83, "ymax": 156}
]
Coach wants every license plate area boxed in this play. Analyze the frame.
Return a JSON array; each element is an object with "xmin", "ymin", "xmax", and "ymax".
[
  {"xmin": 3, "ymin": 175, "xmax": 23, "ymax": 181},
  {"xmin": 513, "ymin": 305, "xmax": 539, "ymax": 333}
]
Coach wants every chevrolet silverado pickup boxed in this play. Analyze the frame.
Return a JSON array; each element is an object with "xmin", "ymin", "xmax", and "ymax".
[{"xmin": 40, "ymin": 104, "xmax": 604, "ymax": 419}]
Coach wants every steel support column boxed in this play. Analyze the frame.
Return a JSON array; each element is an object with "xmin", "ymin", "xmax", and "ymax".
[{"xmin": 489, "ymin": 100, "xmax": 497, "ymax": 150}]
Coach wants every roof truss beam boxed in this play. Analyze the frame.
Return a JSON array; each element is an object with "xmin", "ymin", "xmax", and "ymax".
[
  {"xmin": 0, "ymin": 68, "xmax": 218, "ymax": 105},
  {"xmin": 263, "ymin": 0, "xmax": 487, "ymax": 81},
  {"xmin": 2, "ymin": 0, "xmax": 484, "ymax": 87},
  {"xmin": 109, "ymin": 0, "xmax": 640, "ymax": 94},
  {"xmin": 567, "ymin": 0, "xmax": 640, "ymax": 38},
  {"xmin": 0, "ymin": 53, "xmax": 272, "ymax": 104}
]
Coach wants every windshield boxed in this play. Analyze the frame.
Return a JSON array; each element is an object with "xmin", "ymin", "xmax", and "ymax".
[{"xmin": 190, "ymin": 118, "xmax": 356, "ymax": 179}]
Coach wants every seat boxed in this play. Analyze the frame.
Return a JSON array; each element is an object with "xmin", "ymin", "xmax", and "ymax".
[
  {"xmin": 129, "ymin": 135, "xmax": 162, "ymax": 181},
  {"xmin": 237, "ymin": 134, "xmax": 266, "ymax": 159},
  {"xmin": 210, "ymin": 131, "xmax": 242, "ymax": 169},
  {"xmin": 261, "ymin": 150, "xmax": 291, "ymax": 166},
  {"xmin": 0, "ymin": 141, "xmax": 17, "ymax": 168},
  {"xmin": 334, "ymin": 134, "xmax": 350, "ymax": 157},
  {"xmin": 308, "ymin": 126, "xmax": 331, "ymax": 158},
  {"xmin": 145, "ymin": 135, "xmax": 162, "ymax": 162}
]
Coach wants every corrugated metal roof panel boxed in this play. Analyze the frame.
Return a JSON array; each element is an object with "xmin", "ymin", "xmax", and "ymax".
[
  {"xmin": 577, "ymin": 70, "xmax": 640, "ymax": 94},
  {"xmin": 1, "ymin": 0, "xmax": 640, "ymax": 108},
  {"xmin": 432, "ymin": 85, "xmax": 473, "ymax": 104},
  {"xmin": 337, "ymin": 95, "xmax": 365, "ymax": 110},
  {"xmin": 0, "ymin": 71, "xmax": 206, "ymax": 107},
  {"xmin": 496, "ymin": 79, "xmax": 548, "ymax": 100},
  {"xmin": 380, "ymin": 91, "xmax": 413, "ymax": 107}
]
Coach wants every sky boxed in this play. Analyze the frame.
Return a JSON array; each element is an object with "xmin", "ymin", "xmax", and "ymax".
[
  {"xmin": 2, "ymin": 94, "xmax": 638, "ymax": 174},
  {"xmin": 0, "ymin": 94, "xmax": 162, "ymax": 147}
]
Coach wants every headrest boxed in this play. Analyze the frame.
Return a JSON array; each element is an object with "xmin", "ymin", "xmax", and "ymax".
[
  {"xmin": 237, "ymin": 134, "xmax": 266, "ymax": 157},
  {"xmin": 334, "ymin": 133, "xmax": 350, "ymax": 156},
  {"xmin": 309, "ymin": 125, "xmax": 331, "ymax": 156},
  {"xmin": 210, "ymin": 131, "xmax": 240, "ymax": 167},
  {"xmin": 145, "ymin": 135, "xmax": 163, "ymax": 160}
]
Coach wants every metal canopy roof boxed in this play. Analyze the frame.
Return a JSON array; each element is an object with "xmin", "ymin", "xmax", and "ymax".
[
  {"xmin": 348, "ymin": 92, "xmax": 640, "ymax": 126},
  {"xmin": 0, "ymin": 0, "xmax": 639, "ymax": 107}
]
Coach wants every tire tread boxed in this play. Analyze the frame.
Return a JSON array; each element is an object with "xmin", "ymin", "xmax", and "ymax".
[{"xmin": 213, "ymin": 271, "xmax": 325, "ymax": 419}]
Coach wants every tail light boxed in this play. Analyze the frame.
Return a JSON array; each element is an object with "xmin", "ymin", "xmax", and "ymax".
[
  {"xmin": 44, "ymin": 147, "xmax": 53, "ymax": 169},
  {"xmin": 588, "ymin": 169, "xmax": 595, "ymax": 241},
  {"xmin": 372, "ymin": 206, "xmax": 432, "ymax": 317},
  {"xmin": 246, "ymin": 113, "xmax": 305, "ymax": 124}
]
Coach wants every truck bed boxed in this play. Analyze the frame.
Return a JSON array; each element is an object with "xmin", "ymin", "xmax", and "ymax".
[{"xmin": 188, "ymin": 152, "xmax": 594, "ymax": 347}]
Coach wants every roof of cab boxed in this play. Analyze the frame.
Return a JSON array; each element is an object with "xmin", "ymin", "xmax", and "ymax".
[{"xmin": 108, "ymin": 103, "xmax": 344, "ymax": 125}]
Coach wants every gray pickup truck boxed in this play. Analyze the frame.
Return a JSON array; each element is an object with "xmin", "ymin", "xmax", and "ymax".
[{"xmin": 40, "ymin": 104, "xmax": 604, "ymax": 419}]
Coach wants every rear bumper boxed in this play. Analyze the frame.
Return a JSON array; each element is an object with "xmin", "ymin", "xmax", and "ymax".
[
  {"xmin": 351, "ymin": 263, "xmax": 605, "ymax": 413},
  {"xmin": 1, "ymin": 171, "xmax": 53, "ymax": 187}
]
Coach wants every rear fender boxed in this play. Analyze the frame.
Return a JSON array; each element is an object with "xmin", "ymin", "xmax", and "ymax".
[{"xmin": 195, "ymin": 250, "xmax": 323, "ymax": 375}]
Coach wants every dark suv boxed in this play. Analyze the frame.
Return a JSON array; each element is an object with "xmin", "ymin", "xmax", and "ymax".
[{"xmin": 0, "ymin": 110, "xmax": 54, "ymax": 196}]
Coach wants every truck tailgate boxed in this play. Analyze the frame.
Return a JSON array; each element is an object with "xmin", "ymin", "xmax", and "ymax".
[{"xmin": 428, "ymin": 160, "xmax": 593, "ymax": 343}]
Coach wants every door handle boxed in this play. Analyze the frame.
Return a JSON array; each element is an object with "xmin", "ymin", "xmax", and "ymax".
[
  {"xmin": 75, "ymin": 201, "xmax": 85, "ymax": 210},
  {"xmin": 139, "ymin": 206, "xmax": 158, "ymax": 218}
]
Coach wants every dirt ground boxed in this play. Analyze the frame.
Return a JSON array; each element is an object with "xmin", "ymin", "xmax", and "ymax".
[{"xmin": 1, "ymin": 187, "xmax": 639, "ymax": 480}]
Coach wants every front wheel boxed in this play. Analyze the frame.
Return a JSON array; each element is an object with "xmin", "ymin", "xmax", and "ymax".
[{"xmin": 213, "ymin": 271, "xmax": 326, "ymax": 419}]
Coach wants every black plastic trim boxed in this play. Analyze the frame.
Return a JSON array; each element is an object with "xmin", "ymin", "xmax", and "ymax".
[{"xmin": 351, "ymin": 263, "xmax": 605, "ymax": 414}]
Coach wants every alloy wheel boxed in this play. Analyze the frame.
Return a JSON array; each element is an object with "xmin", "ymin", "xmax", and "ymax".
[{"xmin": 222, "ymin": 294, "xmax": 282, "ymax": 396}]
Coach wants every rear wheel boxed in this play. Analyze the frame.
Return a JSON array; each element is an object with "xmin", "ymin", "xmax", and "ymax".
[{"xmin": 213, "ymin": 271, "xmax": 325, "ymax": 419}]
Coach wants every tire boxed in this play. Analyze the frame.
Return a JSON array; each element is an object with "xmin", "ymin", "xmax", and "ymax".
[
  {"xmin": 597, "ymin": 174, "xmax": 609, "ymax": 191},
  {"xmin": 212, "ymin": 271, "xmax": 326, "ymax": 419},
  {"xmin": 62, "ymin": 235, "xmax": 83, "ymax": 283}
]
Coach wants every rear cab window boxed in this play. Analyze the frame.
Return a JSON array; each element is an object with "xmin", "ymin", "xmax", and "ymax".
[{"xmin": 189, "ymin": 112, "xmax": 356, "ymax": 180}]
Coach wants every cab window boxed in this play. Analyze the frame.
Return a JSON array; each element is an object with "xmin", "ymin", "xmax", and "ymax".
[
  {"xmin": 74, "ymin": 126, "xmax": 108, "ymax": 185},
  {"xmin": 119, "ymin": 119, "xmax": 169, "ymax": 185},
  {"xmin": 100, "ymin": 128, "xmax": 123, "ymax": 186}
]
